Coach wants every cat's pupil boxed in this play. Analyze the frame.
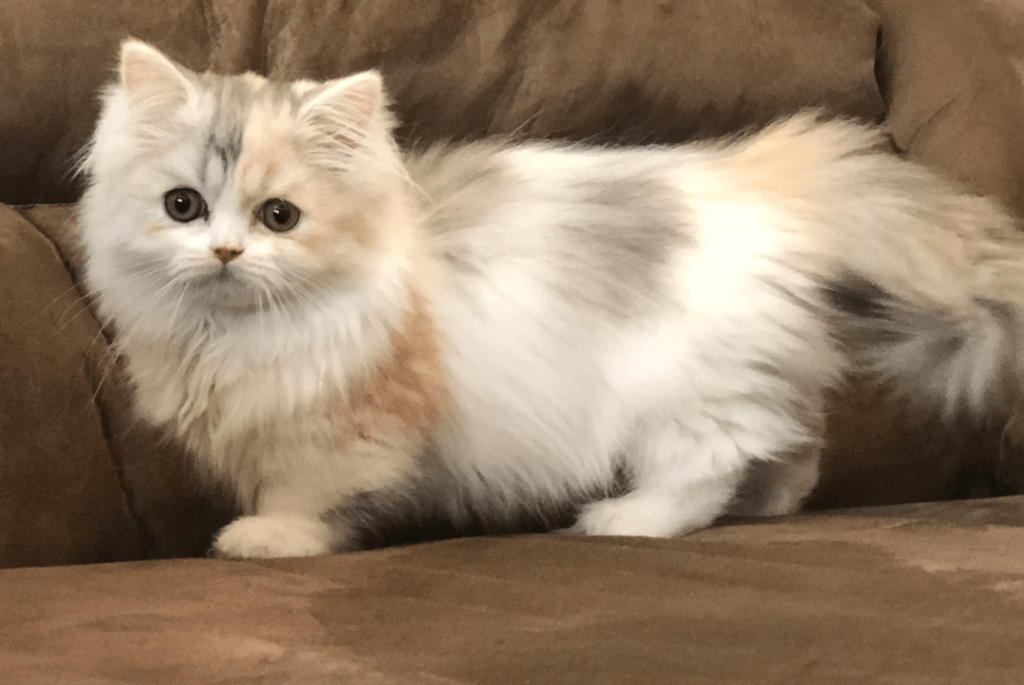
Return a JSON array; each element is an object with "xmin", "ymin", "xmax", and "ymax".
[
  {"xmin": 272, "ymin": 204, "xmax": 290, "ymax": 225},
  {"xmin": 175, "ymin": 194, "xmax": 191, "ymax": 213}
]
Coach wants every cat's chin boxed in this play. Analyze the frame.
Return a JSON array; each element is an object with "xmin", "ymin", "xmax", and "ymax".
[
  {"xmin": 190, "ymin": 272, "xmax": 266, "ymax": 315},
  {"xmin": 206, "ymin": 298, "xmax": 263, "ymax": 315}
]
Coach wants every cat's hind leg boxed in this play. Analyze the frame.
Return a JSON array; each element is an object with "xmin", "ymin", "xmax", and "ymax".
[{"xmin": 572, "ymin": 399, "xmax": 822, "ymax": 537}]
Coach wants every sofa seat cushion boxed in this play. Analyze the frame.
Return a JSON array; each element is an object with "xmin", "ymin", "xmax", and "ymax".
[{"xmin": 4, "ymin": 497, "xmax": 1024, "ymax": 683}]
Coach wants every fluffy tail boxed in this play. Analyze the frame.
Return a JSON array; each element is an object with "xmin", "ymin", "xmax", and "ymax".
[{"xmin": 723, "ymin": 112, "xmax": 1024, "ymax": 417}]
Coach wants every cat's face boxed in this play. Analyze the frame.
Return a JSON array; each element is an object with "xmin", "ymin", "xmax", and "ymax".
[{"xmin": 80, "ymin": 40, "xmax": 411, "ymax": 322}]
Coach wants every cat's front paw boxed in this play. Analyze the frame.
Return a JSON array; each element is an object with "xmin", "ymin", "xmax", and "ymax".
[{"xmin": 212, "ymin": 515, "xmax": 334, "ymax": 559}]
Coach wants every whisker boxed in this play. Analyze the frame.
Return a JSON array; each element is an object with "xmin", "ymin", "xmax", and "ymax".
[
  {"xmin": 168, "ymin": 280, "xmax": 192, "ymax": 334},
  {"xmin": 282, "ymin": 279, "xmax": 322, "ymax": 310},
  {"xmin": 256, "ymin": 288, "xmax": 265, "ymax": 337},
  {"xmin": 265, "ymin": 283, "xmax": 285, "ymax": 332},
  {"xmin": 48, "ymin": 263, "xmax": 174, "ymax": 332},
  {"xmin": 91, "ymin": 343, "xmax": 124, "ymax": 405}
]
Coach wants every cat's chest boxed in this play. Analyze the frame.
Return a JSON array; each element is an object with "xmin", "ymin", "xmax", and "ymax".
[
  {"xmin": 129, "ymin": 339, "xmax": 328, "ymax": 441},
  {"xmin": 125, "ymin": 292, "xmax": 447, "ymax": 459}
]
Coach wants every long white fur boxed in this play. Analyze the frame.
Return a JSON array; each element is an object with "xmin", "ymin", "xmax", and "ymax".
[{"xmin": 78, "ymin": 40, "xmax": 1024, "ymax": 559}]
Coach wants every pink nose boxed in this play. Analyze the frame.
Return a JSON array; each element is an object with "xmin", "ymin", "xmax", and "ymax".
[{"xmin": 212, "ymin": 247, "xmax": 243, "ymax": 265}]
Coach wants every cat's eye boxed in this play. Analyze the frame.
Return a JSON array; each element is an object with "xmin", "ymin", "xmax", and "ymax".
[
  {"xmin": 258, "ymin": 199, "xmax": 301, "ymax": 233},
  {"xmin": 164, "ymin": 188, "xmax": 207, "ymax": 223}
]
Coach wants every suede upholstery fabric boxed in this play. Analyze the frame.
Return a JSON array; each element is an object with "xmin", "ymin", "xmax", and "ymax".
[
  {"xmin": 0, "ymin": 205, "xmax": 144, "ymax": 566},
  {"xmin": 0, "ymin": 0, "xmax": 885, "ymax": 207},
  {"xmin": 3, "ymin": 1, "xmax": 1024, "ymax": 679},
  {"xmin": 6, "ymin": 498, "xmax": 1024, "ymax": 684}
]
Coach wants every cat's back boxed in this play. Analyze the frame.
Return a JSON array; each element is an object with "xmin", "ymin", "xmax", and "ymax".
[
  {"xmin": 408, "ymin": 141, "xmax": 693, "ymax": 320},
  {"xmin": 406, "ymin": 139, "xmax": 691, "ymax": 235},
  {"xmin": 404, "ymin": 114, "xmax": 919, "ymax": 320}
]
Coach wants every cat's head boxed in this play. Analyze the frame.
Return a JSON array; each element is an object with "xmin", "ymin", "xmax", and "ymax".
[{"xmin": 80, "ymin": 39, "xmax": 415, "ymax": 326}]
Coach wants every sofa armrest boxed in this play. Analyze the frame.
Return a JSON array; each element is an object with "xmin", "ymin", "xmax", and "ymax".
[{"xmin": 0, "ymin": 204, "xmax": 146, "ymax": 567}]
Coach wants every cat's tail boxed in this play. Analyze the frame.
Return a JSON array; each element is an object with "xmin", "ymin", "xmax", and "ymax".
[{"xmin": 728, "ymin": 112, "xmax": 1024, "ymax": 417}]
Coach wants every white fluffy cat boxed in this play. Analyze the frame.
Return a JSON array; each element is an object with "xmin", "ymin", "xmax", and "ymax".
[{"xmin": 79, "ymin": 40, "xmax": 1024, "ymax": 559}]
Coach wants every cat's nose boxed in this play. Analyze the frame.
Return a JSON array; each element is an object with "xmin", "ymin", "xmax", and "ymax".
[{"xmin": 212, "ymin": 247, "xmax": 244, "ymax": 265}]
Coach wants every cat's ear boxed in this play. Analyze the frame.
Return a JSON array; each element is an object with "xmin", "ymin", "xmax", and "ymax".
[
  {"xmin": 119, "ymin": 39, "xmax": 193, "ymax": 105},
  {"xmin": 298, "ymin": 71, "xmax": 387, "ymax": 143}
]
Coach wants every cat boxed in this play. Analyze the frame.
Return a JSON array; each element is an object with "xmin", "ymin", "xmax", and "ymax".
[{"xmin": 78, "ymin": 39, "xmax": 1024, "ymax": 559}]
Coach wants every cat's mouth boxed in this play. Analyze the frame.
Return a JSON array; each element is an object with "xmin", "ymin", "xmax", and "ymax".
[
  {"xmin": 191, "ymin": 268, "xmax": 264, "ymax": 313},
  {"xmin": 194, "ymin": 266, "xmax": 243, "ymax": 288}
]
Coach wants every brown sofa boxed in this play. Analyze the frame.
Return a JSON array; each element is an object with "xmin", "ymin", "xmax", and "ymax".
[{"xmin": 5, "ymin": 0, "xmax": 1024, "ymax": 681}]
